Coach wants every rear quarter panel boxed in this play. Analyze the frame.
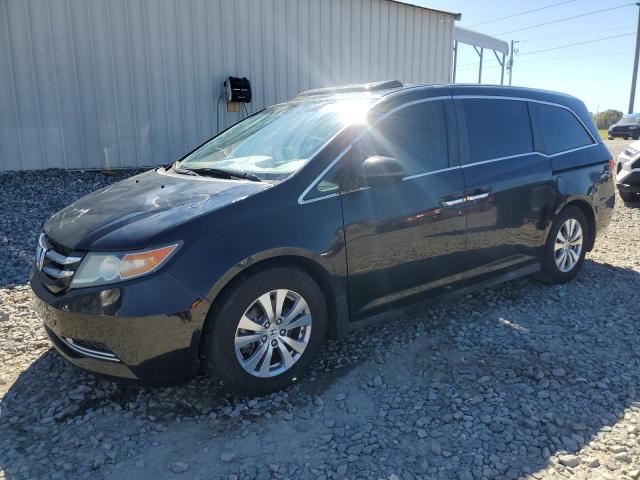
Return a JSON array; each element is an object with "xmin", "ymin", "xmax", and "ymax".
[{"xmin": 551, "ymin": 143, "xmax": 615, "ymax": 239}]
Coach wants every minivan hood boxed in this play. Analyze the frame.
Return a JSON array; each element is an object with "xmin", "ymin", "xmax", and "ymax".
[{"xmin": 44, "ymin": 169, "xmax": 270, "ymax": 251}]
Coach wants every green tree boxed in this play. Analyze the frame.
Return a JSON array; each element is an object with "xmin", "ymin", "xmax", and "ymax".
[{"xmin": 593, "ymin": 109, "xmax": 623, "ymax": 130}]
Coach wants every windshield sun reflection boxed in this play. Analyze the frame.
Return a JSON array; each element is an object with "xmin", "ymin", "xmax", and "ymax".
[
  {"xmin": 175, "ymin": 98, "xmax": 375, "ymax": 182},
  {"xmin": 320, "ymin": 100, "xmax": 371, "ymax": 126}
]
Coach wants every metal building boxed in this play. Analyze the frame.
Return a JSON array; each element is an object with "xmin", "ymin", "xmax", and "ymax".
[{"xmin": 0, "ymin": 0, "xmax": 460, "ymax": 171}]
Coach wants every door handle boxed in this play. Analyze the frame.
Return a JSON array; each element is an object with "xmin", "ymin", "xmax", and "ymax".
[
  {"xmin": 441, "ymin": 191, "xmax": 490, "ymax": 207},
  {"xmin": 441, "ymin": 197, "xmax": 466, "ymax": 207},
  {"xmin": 466, "ymin": 192, "xmax": 489, "ymax": 201}
]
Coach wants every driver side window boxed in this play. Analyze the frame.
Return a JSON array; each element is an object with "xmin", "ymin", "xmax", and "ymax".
[
  {"xmin": 302, "ymin": 99, "xmax": 451, "ymax": 201},
  {"xmin": 353, "ymin": 99, "xmax": 450, "ymax": 178}
]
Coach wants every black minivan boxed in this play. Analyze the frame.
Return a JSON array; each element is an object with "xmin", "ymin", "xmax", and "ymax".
[{"xmin": 31, "ymin": 81, "xmax": 615, "ymax": 394}]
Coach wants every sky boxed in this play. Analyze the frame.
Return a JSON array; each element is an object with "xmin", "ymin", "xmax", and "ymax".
[{"xmin": 413, "ymin": 0, "xmax": 638, "ymax": 114}]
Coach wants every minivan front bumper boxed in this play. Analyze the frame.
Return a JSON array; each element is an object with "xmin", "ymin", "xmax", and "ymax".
[{"xmin": 31, "ymin": 267, "xmax": 210, "ymax": 384}]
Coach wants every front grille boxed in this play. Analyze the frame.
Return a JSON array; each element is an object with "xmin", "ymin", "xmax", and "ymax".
[
  {"xmin": 47, "ymin": 236, "xmax": 73, "ymax": 256},
  {"xmin": 36, "ymin": 234, "xmax": 83, "ymax": 293}
]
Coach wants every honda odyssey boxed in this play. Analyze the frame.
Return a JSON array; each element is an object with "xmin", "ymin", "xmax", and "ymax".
[{"xmin": 31, "ymin": 81, "xmax": 615, "ymax": 394}]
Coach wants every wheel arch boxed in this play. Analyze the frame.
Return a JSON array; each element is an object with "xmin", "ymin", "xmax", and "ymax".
[
  {"xmin": 200, "ymin": 250, "xmax": 349, "ymax": 353},
  {"xmin": 551, "ymin": 198, "xmax": 596, "ymax": 251}
]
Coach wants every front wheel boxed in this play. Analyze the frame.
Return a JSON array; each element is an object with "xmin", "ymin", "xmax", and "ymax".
[
  {"xmin": 608, "ymin": 135, "xmax": 614, "ymax": 140},
  {"xmin": 620, "ymin": 190, "xmax": 638, "ymax": 203},
  {"xmin": 536, "ymin": 206, "xmax": 588, "ymax": 284},
  {"xmin": 202, "ymin": 266, "xmax": 327, "ymax": 395}
]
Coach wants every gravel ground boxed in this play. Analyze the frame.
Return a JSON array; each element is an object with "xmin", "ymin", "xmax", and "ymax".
[{"xmin": 1, "ymin": 138, "xmax": 639, "ymax": 480}]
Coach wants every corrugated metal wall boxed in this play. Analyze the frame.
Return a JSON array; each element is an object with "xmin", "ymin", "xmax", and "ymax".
[{"xmin": 0, "ymin": 0, "xmax": 455, "ymax": 171}]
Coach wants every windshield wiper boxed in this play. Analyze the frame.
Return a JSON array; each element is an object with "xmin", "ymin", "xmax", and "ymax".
[
  {"xmin": 186, "ymin": 167, "xmax": 262, "ymax": 182},
  {"xmin": 171, "ymin": 165, "xmax": 199, "ymax": 176}
]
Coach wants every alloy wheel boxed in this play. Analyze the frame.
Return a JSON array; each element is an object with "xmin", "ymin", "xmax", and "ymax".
[
  {"xmin": 554, "ymin": 218, "xmax": 583, "ymax": 273},
  {"xmin": 234, "ymin": 289, "xmax": 312, "ymax": 378}
]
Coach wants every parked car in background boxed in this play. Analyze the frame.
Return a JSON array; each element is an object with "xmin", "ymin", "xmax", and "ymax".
[
  {"xmin": 31, "ymin": 82, "xmax": 615, "ymax": 395},
  {"xmin": 615, "ymin": 141, "xmax": 640, "ymax": 202},
  {"xmin": 608, "ymin": 113, "xmax": 640, "ymax": 140}
]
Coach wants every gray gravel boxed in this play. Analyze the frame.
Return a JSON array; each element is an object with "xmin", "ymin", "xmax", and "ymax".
[
  {"xmin": 0, "ymin": 169, "xmax": 144, "ymax": 287},
  {"xmin": 1, "ymin": 139, "xmax": 640, "ymax": 480}
]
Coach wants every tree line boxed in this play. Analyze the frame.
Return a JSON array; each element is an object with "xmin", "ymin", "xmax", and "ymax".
[{"xmin": 591, "ymin": 109, "xmax": 623, "ymax": 130}]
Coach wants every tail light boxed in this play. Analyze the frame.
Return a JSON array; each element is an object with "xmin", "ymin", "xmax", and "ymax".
[{"xmin": 608, "ymin": 158, "xmax": 615, "ymax": 173}]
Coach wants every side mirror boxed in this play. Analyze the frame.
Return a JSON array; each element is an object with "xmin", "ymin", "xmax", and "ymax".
[{"xmin": 356, "ymin": 156, "xmax": 406, "ymax": 187}]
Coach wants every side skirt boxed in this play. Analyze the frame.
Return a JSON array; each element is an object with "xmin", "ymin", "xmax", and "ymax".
[{"xmin": 347, "ymin": 262, "xmax": 541, "ymax": 333}]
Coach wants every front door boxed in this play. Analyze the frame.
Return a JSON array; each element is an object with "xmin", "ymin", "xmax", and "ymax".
[{"xmin": 340, "ymin": 97, "xmax": 468, "ymax": 319}]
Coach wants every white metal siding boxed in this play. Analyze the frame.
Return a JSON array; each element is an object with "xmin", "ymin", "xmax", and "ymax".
[{"xmin": 0, "ymin": 0, "xmax": 455, "ymax": 171}]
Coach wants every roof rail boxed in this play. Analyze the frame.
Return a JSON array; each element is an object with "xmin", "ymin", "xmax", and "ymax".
[{"xmin": 296, "ymin": 80, "xmax": 404, "ymax": 98}]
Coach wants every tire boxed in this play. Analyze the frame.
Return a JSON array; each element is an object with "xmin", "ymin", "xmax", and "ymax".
[
  {"xmin": 202, "ymin": 266, "xmax": 327, "ymax": 395},
  {"xmin": 633, "ymin": 134, "xmax": 640, "ymax": 140},
  {"xmin": 620, "ymin": 190, "xmax": 638, "ymax": 203},
  {"xmin": 535, "ymin": 206, "xmax": 589, "ymax": 284},
  {"xmin": 623, "ymin": 136, "xmax": 630, "ymax": 140},
  {"xmin": 608, "ymin": 135, "xmax": 614, "ymax": 140}
]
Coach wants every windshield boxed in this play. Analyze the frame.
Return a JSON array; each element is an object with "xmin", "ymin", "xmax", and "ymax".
[
  {"xmin": 620, "ymin": 114, "xmax": 640, "ymax": 125},
  {"xmin": 177, "ymin": 99, "xmax": 372, "ymax": 180}
]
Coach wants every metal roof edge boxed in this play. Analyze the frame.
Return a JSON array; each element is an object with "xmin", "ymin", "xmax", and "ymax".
[{"xmin": 386, "ymin": 0, "xmax": 461, "ymax": 20}]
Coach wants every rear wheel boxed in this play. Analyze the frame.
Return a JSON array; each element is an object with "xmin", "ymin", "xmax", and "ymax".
[
  {"xmin": 536, "ymin": 206, "xmax": 588, "ymax": 284},
  {"xmin": 623, "ymin": 136, "xmax": 630, "ymax": 140},
  {"xmin": 202, "ymin": 266, "xmax": 327, "ymax": 395}
]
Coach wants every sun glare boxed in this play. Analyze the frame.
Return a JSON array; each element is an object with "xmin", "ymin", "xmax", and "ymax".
[{"xmin": 321, "ymin": 100, "xmax": 371, "ymax": 126}]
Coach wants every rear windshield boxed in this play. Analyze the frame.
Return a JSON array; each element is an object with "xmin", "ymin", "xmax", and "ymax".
[{"xmin": 178, "ymin": 99, "xmax": 373, "ymax": 181}]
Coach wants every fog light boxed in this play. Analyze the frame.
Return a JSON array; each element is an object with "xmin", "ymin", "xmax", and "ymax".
[{"xmin": 100, "ymin": 288, "xmax": 121, "ymax": 307}]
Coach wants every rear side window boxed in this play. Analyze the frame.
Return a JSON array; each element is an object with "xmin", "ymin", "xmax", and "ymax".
[
  {"xmin": 531, "ymin": 103, "xmax": 594, "ymax": 155},
  {"xmin": 459, "ymin": 99, "xmax": 533, "ymax": 163},
  {"xmin": 355, "ymin": 100, "xmax": 449, "ymax": 176}
]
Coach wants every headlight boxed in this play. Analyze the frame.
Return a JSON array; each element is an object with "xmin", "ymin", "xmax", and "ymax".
[
  {"xmin": 70, "ymin": 243, "xmax": 180, "ymax": 288},
  {"xmin": 624, "ymin": 147, "xmax": 639, "ymax": 157}
]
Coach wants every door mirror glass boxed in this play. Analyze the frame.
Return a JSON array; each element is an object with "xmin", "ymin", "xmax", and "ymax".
[{"xmin": 356, "ymin": 156, "xmax": 406, "ymax": 187}]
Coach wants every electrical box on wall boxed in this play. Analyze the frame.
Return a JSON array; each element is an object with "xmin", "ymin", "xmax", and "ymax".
[{"xmin": 224, "ymin": 77, "xmax": 251, "ymax": 103}]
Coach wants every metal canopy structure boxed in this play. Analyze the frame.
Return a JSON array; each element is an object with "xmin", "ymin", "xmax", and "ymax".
[{"xmin": 452, "ymin": 26, "xmax": 509, "ymax": 85}]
